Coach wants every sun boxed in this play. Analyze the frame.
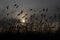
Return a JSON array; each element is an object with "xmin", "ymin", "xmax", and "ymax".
[{"xmin": 21, "ymin": 19, "xmax": 25, "ymax": 23}]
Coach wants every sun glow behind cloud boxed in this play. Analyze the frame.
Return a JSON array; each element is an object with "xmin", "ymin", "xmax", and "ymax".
[{"xmin": 21, "ymin": 18, "xmax": 25, "ymax": 23}]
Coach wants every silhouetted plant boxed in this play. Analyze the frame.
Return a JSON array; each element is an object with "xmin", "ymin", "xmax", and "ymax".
[
  {"xmin": 6, "ymin": 6, "xmax": 9, "ymax": 9},
  {"xmin": 14, "ymin": 4, "xmax": 19, "ymax": 8},
  {"xmin": 30, "ymin": 9, "xmax": 33, "ymax": 11},
  {"xmin": 43, "ymin": 8, "xmax": 45, "ymax": 12},
  {"xmin": 46, "ymin": 8, "xmax": 48, "ymax": 12},
  {"xmin": 17, "ymin": 10, "xmax": 23, "ymax": 16},
  {"xmin": 7, "ymin": 13, "xmax": 9, "ymax": 16}
]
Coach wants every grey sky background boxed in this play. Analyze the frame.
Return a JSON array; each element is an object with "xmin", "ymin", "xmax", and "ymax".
[
  {"xmin": 0, "ymin": 0, "xmax": 60, "ymax": 19},
  {"xmin": 0, "ymin": 0, "xmax": 60, "ymax": 9}
]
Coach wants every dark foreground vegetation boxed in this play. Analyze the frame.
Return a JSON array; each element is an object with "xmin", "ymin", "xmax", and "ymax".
[{"xmin": 0, "ymin": 32, "xmax": 60, "ymax": 39}]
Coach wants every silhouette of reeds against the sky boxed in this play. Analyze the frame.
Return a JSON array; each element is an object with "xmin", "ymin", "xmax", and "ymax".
[{"xmin": 0, "ymin": 0, "xmax": 60, "ymax": 33}]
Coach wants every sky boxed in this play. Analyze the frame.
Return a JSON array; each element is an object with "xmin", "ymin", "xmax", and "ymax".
[
  {"xmin": 0, "ymin": 0, "xmax": 60, "ymax": 19},
  {"xmin": 0, "ymin": 0, "xmax": 60, "ymax": 9}
]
